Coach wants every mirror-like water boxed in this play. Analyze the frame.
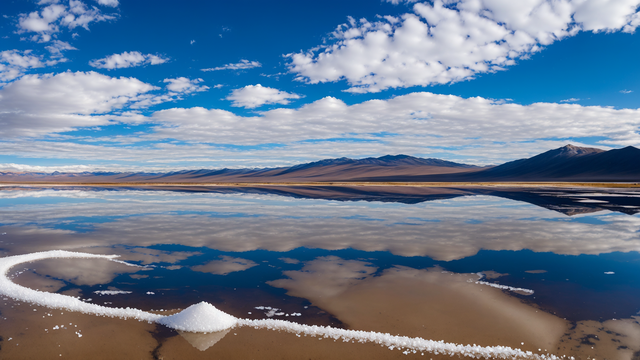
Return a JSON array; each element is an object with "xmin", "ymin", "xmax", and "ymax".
[{"xmin": 0, "ymin": 186, "xmax": 639, "ymax": 359}]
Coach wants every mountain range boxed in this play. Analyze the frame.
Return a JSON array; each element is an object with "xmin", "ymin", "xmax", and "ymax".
[{"xmin": 1, "ymin": 145, "xmax": 639, "ymax": 183}]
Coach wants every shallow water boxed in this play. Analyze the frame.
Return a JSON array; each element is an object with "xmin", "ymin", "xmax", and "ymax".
[{"xmin": 0, "ymin": 185, "xmax": 639, "ymax": 359}]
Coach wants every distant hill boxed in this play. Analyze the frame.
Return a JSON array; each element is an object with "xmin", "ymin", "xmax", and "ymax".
[
  {"xmin": 0, "ymin": 155, "xmax": 482, "ymax": 183},
  {"xmin": 0, "ymin": 145, "xmax": 638, "ymax": 183},
  {"xmin": 470, "ymin": 145, "xmax": 640, "ymax": 181},
  {"xmin": 358, "ymin": 145, "xmax": 640, "ymax": 182}
]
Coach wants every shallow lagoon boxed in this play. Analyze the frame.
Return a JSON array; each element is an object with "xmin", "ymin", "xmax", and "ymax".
[{"xmin": 0, "ymin": 186, "xmax": 639, "ymax": 359}]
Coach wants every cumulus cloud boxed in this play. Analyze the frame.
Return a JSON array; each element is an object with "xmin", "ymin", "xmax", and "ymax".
[
  {"xmin": 0, "ymin": 71, "xmax": 156, "ymax": 137},
  {"xmin": 385, "ymin": 0, "xmax": 419, "ymax": 4},
  {"xmin": 127, "ymin": 78, "xmax": 209, "ymax": 109},
  {"xmin": 45, "ymin": 40, "xmax": 77, "ymax": 57},
  {"xmin": 0, "ymin": 46, "xmax": 75, "ymax": 84},
  {"xmin": 151, "ymin": 92, "xmax": 640, "ymax": 147},
  {"xmin": 0, "ymin": 71, "xmax": 212, "ymax": 138},
  {"xmin": 288, "ymin": 0, "xmax": 640, "ymax": 93},
  {"xmin": 95, "ymin": 0, "xmax": 118, "ymax": 7},
  {"xmin": 1, "ymin": 90, "xmax": 638, "ymax": 166},
  {"xmin": 226, "ymin": 84, "xmax": 301, "ymax": 108},
  {"xmin": 0, "ymin": 50, "xmax": 47, "ymax": 83},
  {"xmin": 89, "ymin": 51, "xmax": 169, "ymax": 69},
  {"xmin": 620, "ymin": 89, "xmax": 633, "ymax": 93},
  {"xmin": 17, "ymin": 0, "xmax": 117, "ymax": 42},
  {"xmin": 164, "ymin": 77, "xmax": 208, "ymax": 94},
  {"xmin": 201, "ymin": 59, "xmax": 262, "ymax": 72}
]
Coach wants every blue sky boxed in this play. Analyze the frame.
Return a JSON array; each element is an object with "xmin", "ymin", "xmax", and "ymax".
[{"xmin": 1, "ymin": 0, "xmax": 639, "ymax": 172}]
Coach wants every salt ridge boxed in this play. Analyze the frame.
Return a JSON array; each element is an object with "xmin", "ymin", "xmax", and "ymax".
[
  {"xmin": 475, "ymin": 273, "xmax": 535, "ymax": 294},
  {"xmin": 0, "ymin": 251, "xmax": 565, "ymax": 359},
  {"xmin": 475, "ymin": 281, "xmax": 535, "ymax": 294}
]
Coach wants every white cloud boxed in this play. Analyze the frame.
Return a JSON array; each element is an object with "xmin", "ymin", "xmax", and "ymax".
[
  {"xmin": 1, "ymin": 90, "xmax": 639, "ymax": 166},
  {"xmin": 0, "ymin": 163, "xmax": 121, "ymax": 173},
  {"xmin": 384, "ymin": 0, "xmax": 419, "ymax": 4},
  {"xmin": 95, "ymin": 0, "xmax": 118, "ymax": 7},
  {"xmin": 89, "ymin": 51, "xmax": 169, "ymax": 69},
  {"xmin": 0, "ymin": 71, "xmax": 157, "ymax": 137},
  {"xmin": 0, "ymin": 50, "xmax": 45, "ymax": 83},
  {"xmin": 288, "ymin": 0, "xmax": 640, "ymax": 93},
  {"xmin": 0, "ymin": 49, "xmax": 69, "ymax": 83},
  {"xmin": 163, "ymin": 77, "xmax": 209, "ymax": 94},
  {"xmin": 560, "ymin": 98, "xmax": 580, "ymax": 102},
  {"xmin": 201, "ymin": 59, "xmax": 262, "ymax": 72},
  {"xmin": 45, "ymin": 40, "xmax": 77, "ymax": 57},
  {"xmin": 190, "ymin": 40, "xmax": 195, "ymax": 45},
  {"xmin": 620, "ymin": 89, "xmax": 633, "ymax": 93},
  {"xmin": 17, "ymin": 1, "xmax": 117, "ymax": 42},
  {"xmin": 150, "ymin": 92, "xmax": 640, "ymax": 147},
  {"xmin": 226, "ymin": 84, "xmax": 301, "ymax": 108},
  {"xmin": 18, "ymin": 4, "xmax": 66, "ymax": 35}
]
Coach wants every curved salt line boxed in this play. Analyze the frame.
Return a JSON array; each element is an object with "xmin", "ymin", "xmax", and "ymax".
[
  {"xmin": 0, "ymin": 250, "xmax": 163, "ymax": 323},
  {"xmin": 239, "ymin": 319, "xmax": 559, "ymax": 359},
  {"xmin": 0, "ymin": 251, "xmax": 562, "ymax": 360}
]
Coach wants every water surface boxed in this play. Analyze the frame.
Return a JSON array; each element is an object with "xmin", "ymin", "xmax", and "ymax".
[{"xmin": 1, "ymin": 185, "xmax": 639, "ymax": 359}]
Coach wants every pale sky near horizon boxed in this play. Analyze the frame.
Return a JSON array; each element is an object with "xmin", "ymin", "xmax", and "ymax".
[{"xmin": 1, "ymin": 0, "xmax": 640, "ymax": 172}]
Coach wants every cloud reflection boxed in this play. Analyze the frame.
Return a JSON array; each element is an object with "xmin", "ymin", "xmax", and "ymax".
[
  {"xmin": 191, "ymin": 256, "xmax": 258, "ymax": 275},
  {"xmin": 0, "ymin": 189, "xmax": 639, "ymax": 260}
]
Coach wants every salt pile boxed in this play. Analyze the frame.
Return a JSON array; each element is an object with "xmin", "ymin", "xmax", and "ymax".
[{"xmin": 158, "ymin": 302, "xmax": 238, "ymax": 332}]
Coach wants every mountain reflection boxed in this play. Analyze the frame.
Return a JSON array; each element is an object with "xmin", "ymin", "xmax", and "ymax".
[
  {"xmin": 0, "ymin": 187, "xmax": 639, "ymax": 260},
  {"xmin": 3, "ymin": 185, "xmax": 639, "ymax": 215}
]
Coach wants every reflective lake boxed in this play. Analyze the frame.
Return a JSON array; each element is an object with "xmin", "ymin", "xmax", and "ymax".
[{"xmin": 0, "ymin": 185, "xmax": 639, "ymax": 359}]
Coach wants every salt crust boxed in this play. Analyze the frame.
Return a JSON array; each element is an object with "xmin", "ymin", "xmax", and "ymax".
[
  {"xmin": 0, "ymin": 251, "xmax": 568, "ymax": 359},
  {"xmin": 94, "ymin": 290, "xmax": 133, "ymax": 296}
]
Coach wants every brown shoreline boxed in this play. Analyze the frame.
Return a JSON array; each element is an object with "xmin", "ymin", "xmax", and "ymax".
[{"xmin": 1, "ymin": 181, "xmax": 640, "ymax": 188}]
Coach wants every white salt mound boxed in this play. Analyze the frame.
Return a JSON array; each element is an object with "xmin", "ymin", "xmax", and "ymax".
[{"xmin": 158, "ymin": 302, "xmax": 238, "ymax": 332}]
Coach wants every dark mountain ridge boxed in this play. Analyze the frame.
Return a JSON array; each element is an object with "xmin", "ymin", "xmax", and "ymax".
[
  {"xmin": 471, "ymin": 145, "xmax": 640, "ymax": 181},
  {"xmin": 0, "ymin": 145, "xmax": 638, "ymax": 183}
]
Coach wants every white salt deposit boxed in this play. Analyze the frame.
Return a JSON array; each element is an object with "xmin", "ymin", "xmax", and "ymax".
[
  {"xmin": 238, "ymin": 319, "xmax": 562, "ymax": 360},
  {"xmin": 0, "ymin": 251, "xmax": 163, "ymax": 324},
  {"xmin": 475, "ymin": 273, "xmax": 534, "ymax": 294},
  {"xmin": 475, "ymin": 281, "xmax": 535, "ymax": 295},
  {"xmin": 94, "ymin": 290, "xmax": 132, "ymax": 296},
  {"xmin": 0, "ymin": 250, "xmax": 565, "ymax": 359},
  {"xmin": 158, "ymin": 302, "xmax": 238, "ymax": 333}
]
